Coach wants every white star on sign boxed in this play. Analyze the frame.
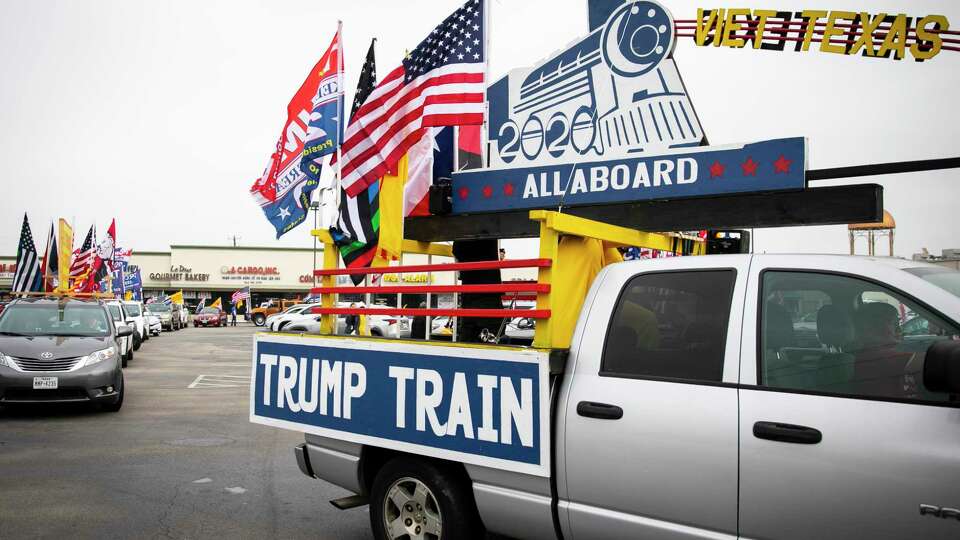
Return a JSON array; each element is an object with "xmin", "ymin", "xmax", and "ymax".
[{"xmin": 277, "ymin": 207, "xmax": 291, "ymax": 220}]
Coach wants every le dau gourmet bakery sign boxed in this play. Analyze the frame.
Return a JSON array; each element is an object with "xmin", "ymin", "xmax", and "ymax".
[
  {"xmin": 149, "ymin": 265, "xmax": 210, "ymax": 282},
  {"xmin": 452, "ymin": 0, "xmax": 806, "ymax": 215}
]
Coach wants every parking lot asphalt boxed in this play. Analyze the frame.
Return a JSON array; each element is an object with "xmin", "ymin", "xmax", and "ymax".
[{"xmin": 0, "ymin": 324, "xmax": 371, "ymax": 540}]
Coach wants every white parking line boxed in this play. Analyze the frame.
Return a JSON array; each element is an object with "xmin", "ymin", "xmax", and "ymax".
[{"xmin": 188, "ymin": 374, "xmax": 251, "ymax": 389}]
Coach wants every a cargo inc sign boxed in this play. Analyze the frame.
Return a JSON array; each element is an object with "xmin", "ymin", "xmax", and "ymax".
[
  {"xmin": 222, "ymin": 266, "xmax": 282, "ymax": 284},
  {"xmin": 451, "ymin": 0, "xmax": 806, "ymax": 215},
  {"xmin": 250, "ymin": 335, "xmax": 551, "ymax": 477}
]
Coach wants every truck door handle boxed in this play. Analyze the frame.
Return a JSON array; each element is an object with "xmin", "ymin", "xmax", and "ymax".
[
  {"xmin": 577, "ymin": 401, "xmax": 623, "ymax": 420},
  {"xmin": 753, "ymin": 421, "xmax": 822, "ymax": 444}
]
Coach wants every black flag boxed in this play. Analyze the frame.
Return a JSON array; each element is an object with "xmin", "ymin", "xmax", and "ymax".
[{"xmin": 331, "ymin": 38, "xmax": 380, "ymax": 285}]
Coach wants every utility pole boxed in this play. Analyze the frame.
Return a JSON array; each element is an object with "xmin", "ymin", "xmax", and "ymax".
[{"xmin": 228, "ymin": 235, "xmax": 242, "ymax": 247}]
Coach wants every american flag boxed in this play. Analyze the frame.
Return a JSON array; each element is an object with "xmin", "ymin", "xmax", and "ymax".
[
  {"xmin": 231, "ymin": 286, "xmax": 250, "ymax": 304},
  {"xmin": 70, "ymin": 225, "xmax": 95, "ymax": 279},
  {"xmin": 12, "ymin": 214, "xmax": 42, "ymax": 293},
  {"xmin": 338, "ymin": 0, "xmax": 485, "ymax": 197}
]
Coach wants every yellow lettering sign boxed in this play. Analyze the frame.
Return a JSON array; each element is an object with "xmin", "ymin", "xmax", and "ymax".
[{"xmin": 694, "ymin": 7, "xmax": 950, "ymax": 61}]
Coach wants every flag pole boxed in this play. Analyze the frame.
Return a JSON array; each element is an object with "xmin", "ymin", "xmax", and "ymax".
[
  {"xmin": 335, "ymin": 19, "xmax": 344, "ymax": 219},
  {"xmin": 483, "ymin": 0, "xmax": 490, "ymax": 169}
]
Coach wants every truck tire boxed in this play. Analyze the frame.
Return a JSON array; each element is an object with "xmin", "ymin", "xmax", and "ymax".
[
  {"xmin": 370, "ymin": 457, "xmax": 483, "ymax": 540},
  {"xmin": 132, "ymin": 332, "xmax": 141, "ymax": 351},
  {"xmin": 253, "ymin": 313, "xmax": 266, "ymax": 326}
]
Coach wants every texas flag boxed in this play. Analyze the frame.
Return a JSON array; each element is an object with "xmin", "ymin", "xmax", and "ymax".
[{"xmin": 250, "ymin": 26, "xmax": 343, "ymax": 238}]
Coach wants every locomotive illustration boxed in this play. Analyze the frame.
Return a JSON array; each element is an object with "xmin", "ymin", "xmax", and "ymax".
[{"xmin": 487, "ymin": 0, "xmax": 704, "ymax": 168}]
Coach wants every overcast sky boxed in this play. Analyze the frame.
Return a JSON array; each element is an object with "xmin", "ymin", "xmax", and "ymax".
[{"xmin": 1, "ymin": 0, "xmax": 957, "ymax": 259}]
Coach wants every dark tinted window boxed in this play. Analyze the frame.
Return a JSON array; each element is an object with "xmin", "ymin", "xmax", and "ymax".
[
  {"xmin": 602, "ymin": 270, "xmax": 736, "ymax": 382},
  {"xmin": 0, "ymin": 303, "xmax": 111, "ymax": 336},
  {"xmin": 760, "ymin": 271, "xmax": 960, "ymax": 403}
]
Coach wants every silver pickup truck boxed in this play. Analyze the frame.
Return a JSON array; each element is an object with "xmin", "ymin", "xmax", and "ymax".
[{"xmin": 275, "ymin": 254, "xmax": 960, "ymax": 540}]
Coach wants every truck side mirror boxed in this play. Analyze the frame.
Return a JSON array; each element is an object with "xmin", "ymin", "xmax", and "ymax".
[
  {"xmin": 923, "ymin": 340, "xmax": 960, "ymax": 394},
  {"xmin": 117, "ymin": 325, "xmax": 134, "ymax": 337}
]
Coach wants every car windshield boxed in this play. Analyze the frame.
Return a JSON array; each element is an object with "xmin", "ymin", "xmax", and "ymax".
[
  {"xmin": 123, "ymin": 303, "xmax": 141, "ymax": 316},
  {"xmin": 0, "ymin": 303, "xmax": 112, "ymax": 337},
  {"xmin": 904, "ymin": 267, "xmax": 960, "ymax": 299},
  {"xmin": 201, "ymin": 308, "xmax": 219, "ymax": 314},
  {"xmin": 150, "ymin": 304, "xmax": 171, "ymax": 312}
]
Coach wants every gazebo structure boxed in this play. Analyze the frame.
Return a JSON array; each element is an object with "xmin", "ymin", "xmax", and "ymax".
[{"xmin": 849, "ymin": 210, "xmax": 896, "ymax": 256}]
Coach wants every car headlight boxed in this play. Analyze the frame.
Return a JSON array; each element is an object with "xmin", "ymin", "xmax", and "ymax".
[
  {"xmin": 83, "ymin": 347, "xmax": 117, "ymax": 367},
  {"xmin": 0, "ymin": 353, "xmax": 14, "ymax": 368}
]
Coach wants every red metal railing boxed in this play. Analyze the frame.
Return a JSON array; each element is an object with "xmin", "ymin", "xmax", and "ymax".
[
  {"xmin": 313, "ymin": 258, "xmax": 552, "ymax": 277},
  {"xmin": 311, "ymin": 283, "xmax": 549, "ymax": 295},
  {"xmin": 314, "ymin": 258, "xmax": 551, "ymax": 320},
  {"xmin": 310, "ymin": 307, "xmax": 551, "ymax": 319}
]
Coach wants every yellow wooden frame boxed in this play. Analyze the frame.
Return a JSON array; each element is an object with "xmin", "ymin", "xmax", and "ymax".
[
  {"xmin": 312, "ymin": 212, "xmax": 703, "ymax": 348},
  {"xmin": 529, "ymin": 210, "xmax": 704, "ymax": 348},
  {"xmin": 311, "ymin": 229, "xmax": 454, "ymax": 334}
]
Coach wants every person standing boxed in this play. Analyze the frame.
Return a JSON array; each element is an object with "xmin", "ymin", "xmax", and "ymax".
[
  {"xmin": 345, "ymin": 303, "xmax": 359, "ymax": 335},
  {"xmin": 230, "ymin": 303, "xmax": 237, "ymax": 326}
]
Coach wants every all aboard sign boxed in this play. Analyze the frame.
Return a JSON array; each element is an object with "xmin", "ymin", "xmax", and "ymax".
[{"xmin": 452, "ymin": 0, "xmax": 806, "ymax": 215}]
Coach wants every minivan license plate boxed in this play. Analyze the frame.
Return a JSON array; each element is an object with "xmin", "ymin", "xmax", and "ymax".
[{"xmin": 33, "ymin": 377, "xmax": 58, "ymax": 390}]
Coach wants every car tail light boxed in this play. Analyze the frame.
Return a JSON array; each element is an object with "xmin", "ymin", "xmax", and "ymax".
[{"xmin": 385, "ymin": 318, "xmax": 398, "ymax": 325}]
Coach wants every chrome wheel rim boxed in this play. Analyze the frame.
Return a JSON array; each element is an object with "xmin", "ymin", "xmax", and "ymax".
[{"xmin": 382, "ymin": 476, "xmax": 442, "ymax": 540}]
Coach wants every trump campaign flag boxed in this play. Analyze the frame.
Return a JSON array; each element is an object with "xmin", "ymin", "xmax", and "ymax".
[{"xmin": 251, "ymin": 27, "xmax": 343, "ymax": 238}]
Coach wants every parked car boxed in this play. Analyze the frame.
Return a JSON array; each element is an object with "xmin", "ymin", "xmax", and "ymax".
[
  {"xmin": 194, "ymin": 307, "xmax": 227, "ymax": 327},
  {"xmin": 104, "ymin": 301, "xmax": 134, "ymax": 367},
  {"xmin": 148, "ymin": 303, "xmax": 177, "ymax": 331},
  {"xmin": 176, "ymin": 304, "xmax": 189, "ymax": 328},
  {"xmin": 250, "ymin": 298, "xmax": 305, "ymax": 326},
  {"xmin": 0, "ymin": 297, "xmax": 127, "ymax": 411},
  {"xmin": 274, "ymin": 255, "xmax": 960, "ymax": 540},
  {"xmin": 282, "ymin": 305, "xmax": 411, "ymax": 338},
  {"xmin": 143, "ymin": 309, "xmax": 162, "ymax": 336},
  {"xmin": 266, "ymin": 304, "xmax": 317, "ymax": 332},
  {"xmin": 122, "ymin": 300, "xmax": 147, "ymax": 348}
]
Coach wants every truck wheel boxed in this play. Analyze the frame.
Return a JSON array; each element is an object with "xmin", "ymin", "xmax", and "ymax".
[
  {"xmin": 132, "ymin": 332, "xmax": 141, "ymax": 351},
  {"xmin": 253, "ymin": 314, "xmax": 266, "ymax": 326},
  {"xmin": 370, "ymin": 457, "xmax": 483, "ymax": 540}
]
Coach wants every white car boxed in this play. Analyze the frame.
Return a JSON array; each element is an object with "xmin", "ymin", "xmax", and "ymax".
[
  {"xmin": 105, "ymin": 301, "xmax": 134, "ymax": 367},
  {"xmin": 122, "ymin": 301, "xmax": 148, "ymax": 346},
  {"xmin": 266, "ymin": 304, "xmax": 315, "ymax": 332},
  {"xmin": 145, "ymin": 312, "xmax": 162, "ymax": 336},
  {"xmin": 283, "ymin": 305, "xmax": 410, "ymax": 338},
  {"xmin": 177, "ymin": 304, "xmax": 190, "ymax": 327}
]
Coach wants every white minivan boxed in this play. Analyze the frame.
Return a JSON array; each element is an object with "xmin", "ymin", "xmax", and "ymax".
[
  {"xmin": 105, "ymin": 301, "xmax": 134, "ymax": 367},
  {"xmin": 122, "ymin": 301, "xmax": 147, "ymax": 348}
]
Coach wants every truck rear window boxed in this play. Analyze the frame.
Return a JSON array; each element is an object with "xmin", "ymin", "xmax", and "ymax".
[{"xmin": 602, "ymin": 270, "xmax": 736, "ymax": 382}]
